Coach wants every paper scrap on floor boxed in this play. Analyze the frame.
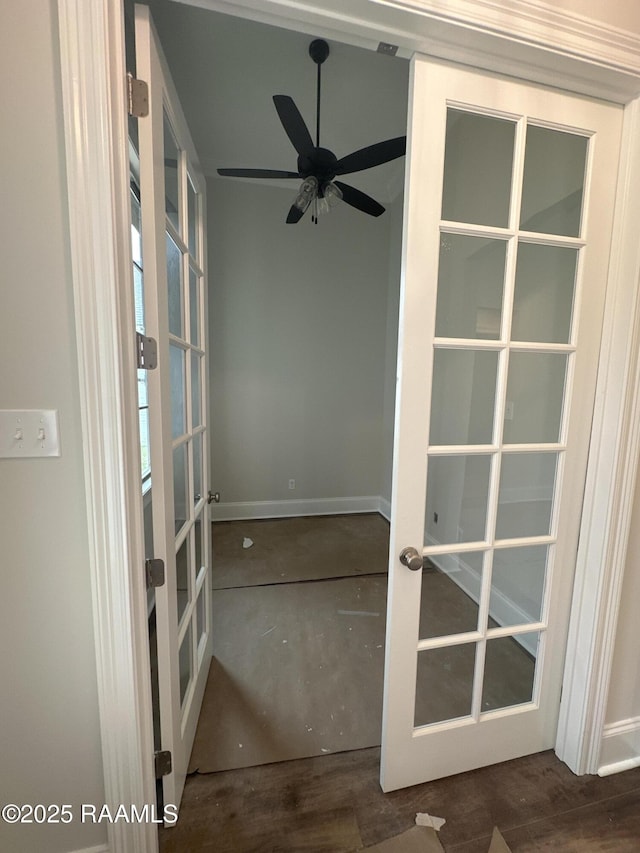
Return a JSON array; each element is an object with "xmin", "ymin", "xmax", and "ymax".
[
  {"xmin": 416, "ymin": 812, "xmax": 446, "ymax": 831},
  {"xmin": 358, "ymin": 824, "xmax": 512, "ymax": 852},
  {"xmin": 359, "ymin": 826, "xmax": 444, "ymax": 853},
  {"xmin": 488, "ymin": 826, "xmax": 512, "ymax": 852}
]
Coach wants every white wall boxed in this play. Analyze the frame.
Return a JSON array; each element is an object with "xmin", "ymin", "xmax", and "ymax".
[
  {"xmin": 0, "ymin": 3, "xmax": 106, "ymax": 852},
  {"xmin": 208, "ymin": 178, "xmax": 397, "ymax": 516}
]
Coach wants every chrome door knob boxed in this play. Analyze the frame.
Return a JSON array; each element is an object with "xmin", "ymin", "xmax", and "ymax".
[{"xmin": 399, "ymin": 547, "xmax": 423, "ymax": 571}]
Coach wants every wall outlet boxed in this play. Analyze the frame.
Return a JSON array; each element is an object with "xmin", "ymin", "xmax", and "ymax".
[
  {"xmin": 505, "ymin": 401, "xmax": 515, "ymax": 421},
  {"xmin": 288, "ymin": 479, "xmax": 296, "ymax": 490}
]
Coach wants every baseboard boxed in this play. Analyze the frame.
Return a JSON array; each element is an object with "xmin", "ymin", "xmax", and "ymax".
[
  {"xmin": 598, "ymin": 716, "xmax": 640, "ymax": 775},
  {"xmin": 68, "ymin": 844, "xmax": 109, "ymax": 853},
  {"xmin": 212, "ymin": 495, "xmax": 384, "ymax": 521},
  {"xmin": 378, "ymin": 496, "xmax": 391, "ymax": 521}
]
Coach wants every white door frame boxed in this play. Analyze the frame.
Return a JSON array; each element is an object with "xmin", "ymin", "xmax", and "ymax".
[{"xmin": 56, "ymin": 0, "xmax": 640, "ymax": 850}]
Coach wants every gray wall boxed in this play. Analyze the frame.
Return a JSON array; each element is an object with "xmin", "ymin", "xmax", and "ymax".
[
  {"xmin": 0, "ymin": 2, "xmax": 106, "ymax": 851},
  {"xmin": 208, "ymin": 179, "xmax": 399, "ymax": 510}
]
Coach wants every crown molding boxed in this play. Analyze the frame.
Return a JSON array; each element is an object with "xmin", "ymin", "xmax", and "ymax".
[
  {"xmin": 371, "ymin": 0, "xmax": 640, "ymax": 74},
  {"xmin": 175, "ymin": 0, "xmax": 640, "ymax": 102}
]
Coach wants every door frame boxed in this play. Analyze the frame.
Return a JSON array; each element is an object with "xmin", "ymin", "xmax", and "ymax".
[{"xmin": 56, "ymin": 0, "xmax": 640, "ymax": 850}]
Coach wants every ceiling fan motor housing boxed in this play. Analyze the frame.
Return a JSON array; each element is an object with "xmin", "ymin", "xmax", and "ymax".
[{"xmin": 297, "ymin": 147, "xmax": 338, "ymax": 194}]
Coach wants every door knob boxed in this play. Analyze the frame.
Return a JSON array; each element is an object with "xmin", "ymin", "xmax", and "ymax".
[
  {"xmin": 399, "ymin": 547, "xmax": 423, "ymax": 571},
  {"xmin": 207, "ymin": 490, "xmax": 220, "ymax": 504}
]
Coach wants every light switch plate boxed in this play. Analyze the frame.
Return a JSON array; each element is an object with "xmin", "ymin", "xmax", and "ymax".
[{"xmin": 0, "ymin": 410, "xmax": 61, "ymax": 458}]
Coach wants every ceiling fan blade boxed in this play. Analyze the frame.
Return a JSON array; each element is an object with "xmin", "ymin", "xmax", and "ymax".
[
  {"xmin": 273, "ymin": 95, "xmax": 315, "ymax": 157},
  {"xmin": 334, "ymin": 136, "xmax": 406, "ymax": 176},
  {"xmin": 217, "ymin": 168, "xmax": 300, "ymax": 178},
  {"xmin": 286, "ymin": 203, "xmax": 306, "ymax": 224},
  {"xmin": 334, "ymin": 181, "xmax": 385, "ymax": 217}
]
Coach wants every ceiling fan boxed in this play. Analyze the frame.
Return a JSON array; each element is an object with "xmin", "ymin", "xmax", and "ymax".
[{"xmin": 217, "ymin": 39, "xmax": 406, "ymax": 224}]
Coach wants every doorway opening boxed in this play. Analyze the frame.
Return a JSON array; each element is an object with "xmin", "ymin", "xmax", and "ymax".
[{"xmin": 142, "ymin": 0, "xmax": 409, "ymax": 776}]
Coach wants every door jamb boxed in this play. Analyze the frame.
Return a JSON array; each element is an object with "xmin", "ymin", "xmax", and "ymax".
[
  {"xmin": 56, "ymin": 0, "xmax": 640, "ymax": 850},
  {"xmin": 57, "ymin": 2, "xmax": 158, "ymax": 852}
]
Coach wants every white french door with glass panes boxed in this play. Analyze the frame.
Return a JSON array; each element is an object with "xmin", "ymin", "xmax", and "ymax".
[
  {"xmin": 135, "ymin": 4, "xmax": 212, "ymax": 811},
  {"xmin": 381, "ymin": 57, "xmax": 623, "ymax": 792}
]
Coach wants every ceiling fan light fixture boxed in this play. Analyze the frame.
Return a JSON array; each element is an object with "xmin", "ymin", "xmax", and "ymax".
[
  {"xmin": 293, "ymin": 175, "xmax": 319, "ymax": 212},
  {"xmin": 324, "ymin": 181, "xmax": 343, "ymax": 207}
]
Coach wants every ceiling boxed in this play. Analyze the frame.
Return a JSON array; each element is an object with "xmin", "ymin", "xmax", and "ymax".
[{"xmin": 147, "ymin": 0, "xmax": 410, "ymax": 205}]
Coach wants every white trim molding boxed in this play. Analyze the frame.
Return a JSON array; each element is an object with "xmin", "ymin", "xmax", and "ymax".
[
  {"xmin": 598, "ymin": 716, "xmax": 640, "ymax": 776},
  {"xmin": 57, "ymin": 1, "xmax": 158, "ymax": 852},
  {"xmin": 556, "ymin": 96, "xmax": 640, "ymax": 776},
  {"xmin": 69, "ymin": 845, "xmax": 110, "ymax": 853}
]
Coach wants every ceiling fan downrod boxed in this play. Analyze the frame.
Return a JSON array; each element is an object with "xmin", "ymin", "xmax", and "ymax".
[{"xmin": 309, "ymin": 39, "xmax": 329, "ymax": 150}]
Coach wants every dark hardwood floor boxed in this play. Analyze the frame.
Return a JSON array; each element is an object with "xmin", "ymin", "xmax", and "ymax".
[{"xmin": 159, "ymin": 747, "xmax": 640, "ymax": 852}]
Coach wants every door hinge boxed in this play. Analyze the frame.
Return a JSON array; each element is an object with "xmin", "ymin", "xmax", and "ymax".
[
  {"xmin": 127, "ymin": 73, "xmax": 149, "ymax": 118},
  {"xmin": 145, "ymin": 558, "xmax": 165, "ymax": 590},
  {"xmin": 136, "ymin": 332, "xmax": 158, "ymax": 370},
  {"xmin": 154, "ymin": 750, "xmax": 172, "ymax": 779}
]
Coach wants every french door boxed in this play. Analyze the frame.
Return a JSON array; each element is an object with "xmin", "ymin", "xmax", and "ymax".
[
  {"xmin": 381, "ymin": 57, "xmax": 623, "ymax": 792},
  {"xmin": 135, "ymin": 4, "xmax": 212, "ymax": 811}
]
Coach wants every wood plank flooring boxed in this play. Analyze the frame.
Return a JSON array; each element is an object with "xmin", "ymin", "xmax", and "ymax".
[{"xmin": 159, "ymin": 748, "xmax": 640, "ymax": 852}]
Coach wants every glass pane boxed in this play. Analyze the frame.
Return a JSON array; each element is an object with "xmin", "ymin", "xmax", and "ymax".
[
  {"xmin": 130, "ymin": 190, "xmax": 142, "ymax": 267},
  {"xmin": 187, "ymin": 175, "xmax": 197, "ymax": 257},
  {"xmin": 430, "ymin": 349, "xmax": 498, "ymax": 445},
  {"xmin": 512, "ymin": 243, "xmax": 578, "ymax": 344},
  {"xmin": 163, "ymin": 113, "xmax": 180, "ymax": 232},
  {"xmin": 419, "ymin": 552, "xmax": 484, "ymax": 639},
  {"xmin": 196, "ymin": 585, "xmax": 206, "ymax": 646},
  {"xmin": 170, "ymin": 344, "xmax": 186, "ymax": 439},
  {"xmin": 166, "ymin": 234, "xmax": 182, "ymax": 338},
  {"xmin": 138, "ymin": 402, "xmax": 150, "ymax": 480},
  {"xmin": 133, "ymin": 265, "xmax": 145, "ymax": 333},
  {"xmin": 189, "ymin": 267, "xmax": 199, "ymax": 347},
  {"xmin": 482, "ymin": 631, "xmax": 539, "ymax": 712},
  {"xmin": 415, "ymin": 643, "xmax": 476, "ymax": 726},
  {"xmin": 496, "ymin": 452, "xmax": 557, "ymax": 539},
  {"xmin": 520, "ymin": 126, "xmax": 588, "ymax": 237},
  {"xmin": 143, "ymin": 492, "xmax": 154, "ymax": 559},
  {"xmin": 194, "ymin": 514, "xmax": 203, "ymax": 577},
  {"xmin": 173, "ymin": 443, "xmax": 188, "ymax": 534},
  {"xmin": 503, "ymin": 353, "xmax": 568, "ymax": 444},
  {"xmin": 436, "ymin": 234, "xmax": 506, "ymax": 340},
  {"xmin": 425, "ymin": 455, "xmax": 492, "ymax": 546},
  {"xmin": 489, "ymin": 546, "xmax": 549, "ymax": 628},
  {"xmin": 193, "ymin": 432, "xmax": 202, "ymax": 505},
  {"xmin": 442, "ymin": 110, "xmax": 515, "ymax": 228},
  {"xmin": 179, "ymin": 624, "xmax": 192, "ymax": 707},
  {"xmin": 176, "ymin": 537, "xmax": 189, "ymax": 624},
  {"xmin": 191, "ymin": 353, "xmax": 202, "ymax": 428}
]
